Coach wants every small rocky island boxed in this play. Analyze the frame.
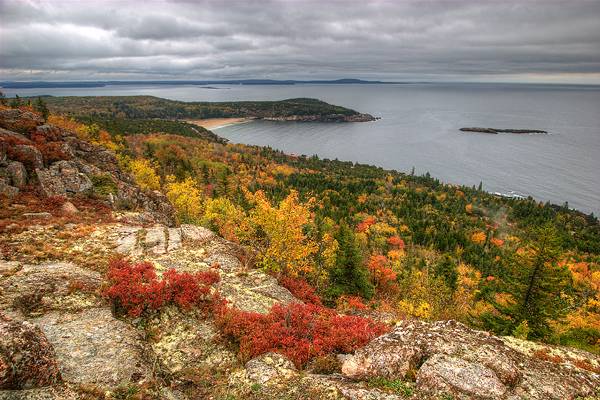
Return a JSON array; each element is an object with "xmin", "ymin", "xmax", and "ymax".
[{"xmin": 460, "ymin": 127, "xmax": 548, "ymax": 134}]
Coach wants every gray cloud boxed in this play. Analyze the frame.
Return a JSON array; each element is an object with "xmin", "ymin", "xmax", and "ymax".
[{"xmin": 1, "ymin": 0, "xmax": 599, "ymax": 82}]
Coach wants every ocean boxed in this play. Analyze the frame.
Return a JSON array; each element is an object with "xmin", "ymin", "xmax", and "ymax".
[{"xmin": 3, "ymin": 82, "xmax": 599, "ymax": 214}]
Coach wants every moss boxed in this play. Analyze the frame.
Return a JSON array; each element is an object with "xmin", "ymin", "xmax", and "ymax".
[
  {"xmin": 91, "ymin": 173, "xmax": 118, "ymax": 196},
  {"xmin": 367, "ymin": 377, "xmax": 414, "ymax": 397}
]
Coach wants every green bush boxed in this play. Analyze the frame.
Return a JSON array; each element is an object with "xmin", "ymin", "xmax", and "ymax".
[{"xmin": 91, "ymin": 173, "xmax": 118, "ymax": 197}]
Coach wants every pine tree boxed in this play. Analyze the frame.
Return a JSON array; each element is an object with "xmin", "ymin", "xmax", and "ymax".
[
  {"xmin": 34, "ymin": 97, "xmax": 49, "ymax": 121},
  {"xmin": 434, "ymin": 255, "xmax": 458, "ymax": 291},
  {"xmin": 482, "ymin": 224, "xmax": 572, "ymax": 338},
  {"xmin": 9, "ymin": 94, "xmax": 21, "ymax": 108},
  {"xmin": 326, "ymin": 222, "xmax": 374, "ymax": 301}
]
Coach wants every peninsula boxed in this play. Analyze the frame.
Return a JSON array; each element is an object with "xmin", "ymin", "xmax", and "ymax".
[{"xmin": 40, "ymin": 95, "xmax": 377, "ymax": 122}]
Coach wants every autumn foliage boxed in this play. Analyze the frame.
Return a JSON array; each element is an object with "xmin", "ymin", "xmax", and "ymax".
[
  {"xmin": 278, "ymin": 276, "xmax": 323, "ymax": 306},
  {"xmin": 336, "ymin": 295, "xmax": 369, "ymax": 312},
  {"xmin": 367, "ymin": 254, "xmax": 397, "ymax": 288},
  {"xmin": 214, "ymin": 301, "xmax": 388, "ymax": 367},
  {"xmin": 103, "ymin": 258, "xmax": 220, "ymax": 317}
]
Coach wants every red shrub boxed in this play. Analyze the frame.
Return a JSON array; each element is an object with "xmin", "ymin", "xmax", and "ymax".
[
  {"xmin": 279, "ymin": 276, "xmax": 322, "ymax": 306},
  {"xmin": 214, "ymin": 302, "xmax": 388, "ymax": 367},
  {"xmin": 103, "ymin": 258, "xmax": 220, "ymax": 317},
  {"xmin": 42, "ymin": 195, "xmax": 67, "ymax": 210},
  {"xmin": 337, "ymin": 295, "xmax": 368, "ymax": 312},
  {"xmin": 163, "ymin": 268, "xmax": 220, "ymax": 310},
  {"xmin": 104, "ymin": 259, "xmax": 165, "ymax": 317}
]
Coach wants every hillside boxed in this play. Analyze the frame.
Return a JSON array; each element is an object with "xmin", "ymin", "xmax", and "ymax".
[{"xmin": 0, "ymin": 105, "xmax": 599, "ymax": 399}]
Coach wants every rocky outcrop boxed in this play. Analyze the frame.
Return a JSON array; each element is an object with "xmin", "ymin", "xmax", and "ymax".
[
  {"xmin": 0, "ymin": 108, "xmax": 175, "ymax": 225},
  {"xmin": 228, "ymin": 352, "xmax": 404, "ymax": 400},
  {"xmin": 0, "ymin": 262, "xmax": 103, "ymax": 316},
  {"xmin": 0, "ymin": 109, "xmax": 44, "ymax": 134},
  {"xmin": 0, "ymin": 314, "xmax": 61, "ymax": 390},
  {"xmin": 112, "ymin": 223, "xmax": 299, "ymax": 313},
  {"xmin": 34, "ymin": 308, "xmax": 151, "ymax": 388},
  {"xmin": 5, "ymin": 162, "xmax": 27, "ymax": 188},
  {"xmin": 460, "ymin": 127, "xmax": 548, "ymax": 134},
  {"xmin": 36, "ymin": 161, "xmax": 93, "ymax": 197},
  {"xmin": 148, "ymin": 307, "xmax": 237, "ymax": 379},
  {"xmin": 2, "ymin": 220, "xmax": 600, "ymax": 399},
  {"xmin": 342, "ymin": 320, "xmax": 600, "ymax": 400}
]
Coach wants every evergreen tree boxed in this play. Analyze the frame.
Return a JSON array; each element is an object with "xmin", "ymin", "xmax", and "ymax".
[
  {"xmin": 9, "ymin": 94, "xmax": 21, "ymax": 108},
  {"xmin": 34, "ymin": 97, "xmax": 50, "ymax": 121},
  {"xmin": 433, "ymin": 255, "xmax": 458, "ymax": 291},
  {"xmin": 482, "ymin": 224, "xmax": 572, "ymax": 338},
  {"xmin": 326, "ymin": 222, "xmax": 374, "ymax": 301}
]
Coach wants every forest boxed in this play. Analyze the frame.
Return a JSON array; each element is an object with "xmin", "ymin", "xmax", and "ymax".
[
  {"xmin": 10, "ymin": 96, "xmax": 600, "ymax": 354},
  {"xmin": 38, "ymin": 95, "xmax": 363, "ymax": 119}
]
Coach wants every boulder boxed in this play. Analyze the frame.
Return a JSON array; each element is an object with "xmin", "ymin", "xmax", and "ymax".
[
  {"xmin": 34, "ymin": 308, "xmax": 151, "ymax": 388},
  {"xmin": 22, "ymin": 212, "xmax": 52, "ymax": 219},
  {"xmin": 0, "ymin": 127, "xmax": 31, "ymax": 146},
  {"xmin": 0, "ymin": 109, "xmax": 44, "ymax": 134},
  {"xmin": 36, "ymin": 160, "xmax": 92, "ymax": 197},
  {"xmin": 245, "ymin": 353, "xmax": 297, "ymax": 385},
  {"xmin": 0, "ymin": 314, "xmax": 61, "ymax": 389},
  {"xmin": 0, "ymin": 262, "xmax": 103, "ymax": 314},
  {"xmin": 0, "ymin": 181, "xmax": 18, "ymax": 198},
  {"xmin": 32, "ymin": 124, "xmax": 72, "ymax": 141},
  {"xmin": 416, "ymin": 354, "xmax": 507, "ymax": 399},
  {"xmin": 149, "ymin": 307, "xmax": 237, "ymax": 379},
  {"xmin": 60, "ymin": 201, "xmax": 79, "ymax": 214},
  {"xmin": 9, "ymin": 145, "xmax": 43, "ymax": 170},
  {"xmin": 341, "ymin": 320, "xmax": 600, "ymax": 400},
  {"xmin": 6, "ymin": 161, "xmax": 27, "ymax": 187},
  {"xmin": 114, "ymin": 183, "xmax": 176, "ymax": 226},
  {"xmin": 180, "ymin": 224, "xmax": 217, "ymax": 243}
]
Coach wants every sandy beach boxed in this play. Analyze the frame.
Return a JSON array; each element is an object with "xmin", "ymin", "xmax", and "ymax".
[{"xmin": 186, "ymin": 118, "xmax": 253, "ymax": 130}]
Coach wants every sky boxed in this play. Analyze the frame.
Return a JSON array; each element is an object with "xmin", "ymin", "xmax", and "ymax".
[{"xmin": 1, "ymin": 0, "xmax": 600, "ymax": 83}]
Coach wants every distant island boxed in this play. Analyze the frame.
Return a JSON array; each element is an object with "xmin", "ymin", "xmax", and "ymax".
[
  {"xmin": 460, "ymin": 127, "xmax": 548, "ymax": 134},
  {"xmin": 0, "ymin": 78, "xmax": 401, "ymax": 89}
]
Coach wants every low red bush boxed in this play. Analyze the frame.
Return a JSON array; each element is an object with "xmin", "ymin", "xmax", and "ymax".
[
  {"xmin": 336, "ymin": 295, "xmax": 369, "ymax": 312},
  {"xmin": 214, "ymin": 301, "xmax": 388, "ymax": 367},
  {"xmin": 278, "ymin": 276, "xmax": 322, "ymax": 306},
  {"xmin": 163, "ymin": 268, "xmax": 220, "ymax": 310},
  {"xmin": 103, "ymin": 258, "xmax": 220, "ymax": 317}
]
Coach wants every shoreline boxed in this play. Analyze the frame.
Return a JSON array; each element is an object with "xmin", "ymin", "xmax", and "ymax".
[{"xmin": 186, "ymin": 118, "xmax": 254, "ymax": 130}]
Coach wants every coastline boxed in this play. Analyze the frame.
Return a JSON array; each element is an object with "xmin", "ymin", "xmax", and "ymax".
[{"xmin": 186, "ymin": 118, "xmax": 254, "ymax": 130}]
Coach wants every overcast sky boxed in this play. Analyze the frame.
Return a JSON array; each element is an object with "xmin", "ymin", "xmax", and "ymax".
[{"xmin": 1, "ymin": 0, "xmax": 599, "ymax": 83}]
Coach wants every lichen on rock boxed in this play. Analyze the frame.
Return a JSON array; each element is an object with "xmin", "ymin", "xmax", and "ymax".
[
  {"xmin": 342, "ymin": 319, "xmax": 600, "ymax": 400},
  {"xmin": 0, "ymin": 314, "xmax": 61, "ymax": 390}
]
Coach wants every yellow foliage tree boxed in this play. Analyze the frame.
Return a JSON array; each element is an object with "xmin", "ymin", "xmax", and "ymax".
[
  {"xmin": 165, "ymin": 176, "xmax": 202, "ymax": 223},
  {"xmin": 129, "ymin": 158, "xmax": 161, "ymax": 191},
  {"xmin": 202, "ymin": 197, "xmax": 250, "ymax": 242},
  {"xmin": 246, "ymin": 189, "xmax": 317, "ymax": 276}
]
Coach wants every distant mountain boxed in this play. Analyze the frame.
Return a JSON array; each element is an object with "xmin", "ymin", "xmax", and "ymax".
[{"xmin": 0, "ymin": 78, "xmax": 400, "ymax": 89}]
